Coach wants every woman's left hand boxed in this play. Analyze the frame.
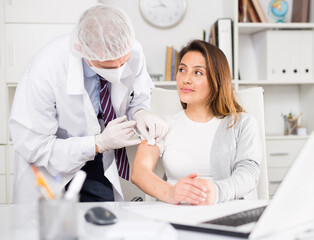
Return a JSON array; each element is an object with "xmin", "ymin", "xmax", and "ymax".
[{"xmin": 194, "ymin": 178, "xmax": 216, "ymax": 205}]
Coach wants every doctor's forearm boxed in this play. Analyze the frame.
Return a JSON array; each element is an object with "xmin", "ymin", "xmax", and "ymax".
[
  {"xmin": 47, "ymin": 135, "xmax": 96, "ymax": 174},
  {"xmin": 11, "ymin": 125, "xmax": 95, "ymax": 176}
]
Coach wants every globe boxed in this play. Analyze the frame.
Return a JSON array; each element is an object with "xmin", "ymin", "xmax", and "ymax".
[{"xmin": 268, "ymin": 0, "xmax": 289, "ymax": 22}]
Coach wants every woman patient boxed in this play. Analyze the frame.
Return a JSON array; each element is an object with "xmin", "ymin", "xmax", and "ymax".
[{"xmin": 131, "ymin": 40, "xmax": 261, "ymax": 205}]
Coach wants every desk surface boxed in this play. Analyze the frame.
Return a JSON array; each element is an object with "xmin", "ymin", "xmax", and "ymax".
[{"xmin": 0, "ymin": 200, "xmax": 313, "ymax": 240}]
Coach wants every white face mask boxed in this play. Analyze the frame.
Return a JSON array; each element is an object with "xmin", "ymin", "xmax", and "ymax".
[{"xmin": 91, "ymin": 64, "xmax": 126, "ymax": 83}]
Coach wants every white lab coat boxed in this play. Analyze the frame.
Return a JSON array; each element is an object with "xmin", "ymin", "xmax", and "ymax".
[{"xmin": 9, "ymin": 34, "xmax": 154, "ymax": 203}]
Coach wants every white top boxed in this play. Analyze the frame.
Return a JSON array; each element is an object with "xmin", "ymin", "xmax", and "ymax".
[
  {"xmin": 159, "ymin": 110, "xmax": 222, "ymax": 185},
  {"xmin": 157, "ymin": 111, "xmax": 262, "ymax": 203}
]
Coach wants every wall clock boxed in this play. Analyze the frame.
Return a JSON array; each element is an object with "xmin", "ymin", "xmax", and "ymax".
[{"xmin": 139, "ymin": 0, "xmax": 187, "ymax": 28}]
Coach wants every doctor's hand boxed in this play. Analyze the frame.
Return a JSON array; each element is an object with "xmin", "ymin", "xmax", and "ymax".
[
  {"xmin": 95, "ymin": 115, "xmax": 141, "ymax": 153},
  {"xmin": 134, "ymin": 110, "xmax": 169, "ymax": 145},
  {"xmin": 167, "ymin": 173, "xmax": 208, "ymax": 205}
]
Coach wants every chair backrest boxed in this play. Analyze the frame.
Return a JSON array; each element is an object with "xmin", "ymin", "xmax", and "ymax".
[
  {"xmin": 234, "ymin": 87, "xmax": 269, "ymax": 199},
  {"xmin": 150, "ymin": 86, "xmax": 269, "ymax": 200}
]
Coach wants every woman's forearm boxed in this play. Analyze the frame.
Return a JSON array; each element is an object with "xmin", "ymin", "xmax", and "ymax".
[
  {"xmin": 131, "ymin": 165, "xmax": 173, "ymax": 203},
  {"xmin": 131, "ymin": 142, "xmax": 175, "ymax": 203}
]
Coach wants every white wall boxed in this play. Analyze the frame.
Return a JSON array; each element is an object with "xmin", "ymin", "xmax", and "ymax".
[{"xmin": 101, "ymin": 0, "xmax": 232, "ymax": 78}]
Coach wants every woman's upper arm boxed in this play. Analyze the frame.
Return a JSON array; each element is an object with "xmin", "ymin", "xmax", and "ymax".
[
  {"xmin": 235, "ymin": 114, "xmax": 262, "ymax": 165},
  {"xmin": 133, "ymin": 141, "xmax": 161, "ymax": 172}
]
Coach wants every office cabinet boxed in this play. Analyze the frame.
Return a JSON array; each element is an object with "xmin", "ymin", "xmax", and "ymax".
[
  {"xmin": 266, "ymin": 139, "xmax": 306, "ymax": 168},
  {"xmin": 5, "ymin": 24, "xmax": 75, "ymax": 83},
  {"xmin": 8, "ymin": 174, "xmax": 13, "ymax": 203},
  {"xmin": 0, "ymin": 146, "xmax": 6, "ymax": 204},
  {"xmin": 0, "ymin": 145, "xmax": 14, "ymax": 204},
  {"xmin": 0, "ymin": 175, "xmax": 6, "ymax": 204},
  {"xmin": 0, "ymin": 146, "xmax": 5, "ymax": 174},
  {"xmin": 266, "ymin": 138, "xmax": 306, "ymax": 197},
  {"xmin": 4, "ymin": 145, "xmax": 14, "ymax": 204},
  {"xmin": 0, "ymin": 82, "xmax": 6, "ymax": 144},
  {"xmin": 268, "ymin": 168, "xmax": 288, "ymax": 197},
  {"xmin": 0, "ymin": 5, "xmax": 5, "ymax": 144},
  {"xmin": 6, "ymin": 85, "xmax": 15, "ymax": 142},
  {"xmin": 4, "ymin": 0, "xmax": 97, "ymax": 23},
  {"xmin": 7, "ymin": 144, "xmax": 14, "ymax": 174}
]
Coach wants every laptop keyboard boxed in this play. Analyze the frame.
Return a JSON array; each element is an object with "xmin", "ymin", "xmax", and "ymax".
[{"xmin": 204, "ymin": 206, "xmax": 266, "ymax": 227}]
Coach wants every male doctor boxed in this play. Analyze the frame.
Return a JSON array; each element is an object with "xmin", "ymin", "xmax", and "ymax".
[{"xmin": 9, "ymin": 5, "xmax": 168, "ymax": 203}]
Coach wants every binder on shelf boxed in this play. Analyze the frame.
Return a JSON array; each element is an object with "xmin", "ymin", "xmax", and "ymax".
[
  {"xmin": 252, "ymin": 30, "xmax": 313, "ymax": 82},
  {"xmin": 292, "ymin": 0, "xmax": 310, "ymax": 22},
  {"xmin": 213, "ymin": 18, "xmax": 234, "ymax": 78}
]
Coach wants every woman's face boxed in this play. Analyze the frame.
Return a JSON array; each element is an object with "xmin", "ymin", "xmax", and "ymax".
[{"xmin": 176, "ymin": 51, "xmax": 210, "ymax": 108}]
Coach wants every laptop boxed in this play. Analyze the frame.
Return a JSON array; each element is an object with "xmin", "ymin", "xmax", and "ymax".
[{"xmin": 171, "ymin": 132, "xmax": 314, "ymax": 239}]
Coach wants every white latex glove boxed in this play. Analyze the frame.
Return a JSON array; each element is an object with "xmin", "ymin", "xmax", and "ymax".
[
  {"xmin": 95, "ymin": 115, "xmax": 141, "ymax": 153},
  {"xmin": 134, "ymin": 110, "xmax": 169, "ymax": 145}
]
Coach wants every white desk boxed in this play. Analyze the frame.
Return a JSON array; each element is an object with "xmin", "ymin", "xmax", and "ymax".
[{"xmin": 0, "ymin": 201, "xmax": 313, "ymax": 240}]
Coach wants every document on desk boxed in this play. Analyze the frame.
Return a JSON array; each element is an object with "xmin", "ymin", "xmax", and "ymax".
[{"xmin": 124, "ymin": 200, "xmax": 267, "ymax": 225}]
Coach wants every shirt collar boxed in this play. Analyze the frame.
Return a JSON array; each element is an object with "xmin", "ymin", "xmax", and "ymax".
[{"xmin": 82, "ymin": 58, "xmax": 97, "ymax": 78}]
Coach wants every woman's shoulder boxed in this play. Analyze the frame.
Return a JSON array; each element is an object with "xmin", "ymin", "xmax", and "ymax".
[
  {"xmin": 234, "ymin": 113, "xmax": 260, "ymax": 139},
  {"xmin": 237, "ymin": 112, "xmax": 257, "ymax": 123},
  {"xmin": 221, "ymin": 112, "xmax": 259, "ymax": 133},
  {"xmin": 223, "ymin": 112, "xmax": 257, "ymax": 123}
]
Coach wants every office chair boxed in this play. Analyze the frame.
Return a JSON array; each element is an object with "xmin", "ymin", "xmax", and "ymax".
[{"xmin": 147, "ymin": 87, "xmax": 269, "ymax": 201}]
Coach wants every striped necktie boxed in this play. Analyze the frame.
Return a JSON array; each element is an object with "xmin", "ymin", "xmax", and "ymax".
[{"xmin": 98, "ymin": 75, "xmax": 129, "ymax": 180}]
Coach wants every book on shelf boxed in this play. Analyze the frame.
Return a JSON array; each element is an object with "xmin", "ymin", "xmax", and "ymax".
[
  {"xmin": 209, "ymin": 24, "xmax": 216, "ymax": 45},
  {"xmin": 165, "ymin": 46, "xmax": 172, "ymax": 81},
  {"xmin": 171, "ymin": 48, "xmax": 175, "ymax": 80},
  {"xmin": 247, "ymin": 0, "xmax": 260, "ymax": 22},
  {"xmin": 292, "ymin": 0, "xmax": 310, "ymax": 22},
  {"xmin": 251, "ymin": 0, "xmax": 267, "ymax": 23},
  {"xmin": 239, "ymin": 0, "xmax": 267, "ymax": 23},
  {"xmin": 209, "ymin": 18, "xmax": 234, "ymax": 78},
  {"xmin": 239, "ymin": 0, "xmax": 249, "ymax": 23},
  {"xmin": 174, "ymin": 50, "xmax": 179, "ymax": 81},
  {"xmin": 165, "ymin": 46, "xmax": 179, "ymax": 81}
]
